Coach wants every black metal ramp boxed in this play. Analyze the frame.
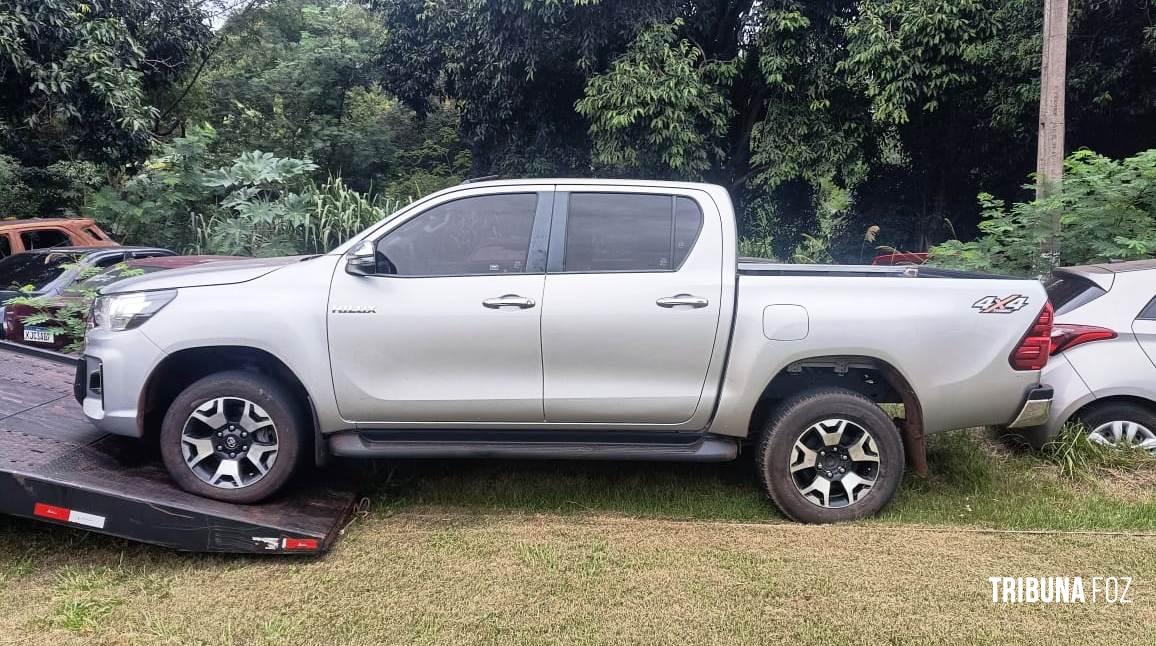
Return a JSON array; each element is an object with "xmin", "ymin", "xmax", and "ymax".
[{"xmin": 0, "ymin": 347, "xmax": 355, "ymax": 554}]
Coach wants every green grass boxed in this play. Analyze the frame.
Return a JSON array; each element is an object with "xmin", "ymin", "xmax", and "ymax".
[
  {"xmin": 352, "ymin": 429, "xmax": 1156, "ymax": 531},
  {"xmin": 1, "ymin": 430, "xmax": 1154, "ymax": 645},
  {"xmin": 1, "ymin": 512, "xmax": 1154, "ymax": 645},
  {"xmin": 1039, "ymin": 423, "xmax": 1155, "ymax": 480}
]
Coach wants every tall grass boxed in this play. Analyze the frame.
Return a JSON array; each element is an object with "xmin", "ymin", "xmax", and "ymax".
[
  {"xmin": 191, "ymin": 176, "xmax": 411, "ymax": 255},
  {"xmin": 1040, "ymin": 423, "xmax": 1154, "ymax": 480},
  {"xmin": 299, "ymin": 176, "xmax": 409, "ymax": 253}
]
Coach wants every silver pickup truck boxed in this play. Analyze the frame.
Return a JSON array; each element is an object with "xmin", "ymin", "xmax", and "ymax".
[{"xmin": 78, "ymin": 179, "xmax": 1054, "ymax": 523}]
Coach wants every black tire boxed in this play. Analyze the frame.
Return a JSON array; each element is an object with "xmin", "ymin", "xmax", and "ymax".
[
  {"xmin": 756, "ymin": 388, "xmax": 904, "ymax": 523},
  {"xmin": 1076, "ymin": 401, "xmax": 1156, "ymax": 447},
  {"xmin": 160, "ymin": 370, "xmax": 305, "ymax": 503}
]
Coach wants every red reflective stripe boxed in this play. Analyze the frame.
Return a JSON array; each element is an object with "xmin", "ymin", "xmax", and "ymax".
[
  {"xmin": 33, "ymin": 503, "xmax": 70, "ymax": 521},
  {"xmin": 283, "ymin": 538, "xmax": 319, "ymax": 551}
]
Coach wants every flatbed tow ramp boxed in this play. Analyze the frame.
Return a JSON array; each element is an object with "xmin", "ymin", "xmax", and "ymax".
[{"xmin": 0, "ymin": 344, "xmax": 355, "ymax": 554}]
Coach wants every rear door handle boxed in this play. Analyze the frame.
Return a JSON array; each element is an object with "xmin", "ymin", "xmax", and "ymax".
[
  {"xmin": 656, "ymin": 294, "xmax": 709, "ymax": 309},
  {"xmin": 482, "ymin": 294, "xmax": 536, "ymax": 309}
]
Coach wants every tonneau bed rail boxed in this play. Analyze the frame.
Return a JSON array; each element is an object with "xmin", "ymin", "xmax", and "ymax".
[{"xmin": 737, "ymin": 258, "xmax": 1017, "ymax": 280}]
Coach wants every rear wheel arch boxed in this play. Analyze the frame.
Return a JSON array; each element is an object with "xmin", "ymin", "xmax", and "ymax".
[
  {"xmin": 750, "ymin": 355, "xmax": 926, "ymax": 475},
  {"xmin": 139, "ymin": 346, "xmax": 324, "ymax": 465},
  {"xmin": 1073, "ymin": 395, "xmax": 1156, "ymax": 422}
]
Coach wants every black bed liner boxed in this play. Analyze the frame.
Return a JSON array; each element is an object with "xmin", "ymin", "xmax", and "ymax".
[{"xmin": 0, "ymin": 345, "xmax": 355, "ymax": 554}]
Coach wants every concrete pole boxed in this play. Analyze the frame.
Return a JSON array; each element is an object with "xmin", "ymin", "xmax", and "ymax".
[{"xmin": 1037, "ymin": 0, "xmax": 1068, "ymax": 263}]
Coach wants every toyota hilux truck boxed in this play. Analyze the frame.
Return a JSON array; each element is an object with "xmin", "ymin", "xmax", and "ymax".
[{"xmin": 77, "ymin": 179, "xmax": 1054, "ymax": 523}]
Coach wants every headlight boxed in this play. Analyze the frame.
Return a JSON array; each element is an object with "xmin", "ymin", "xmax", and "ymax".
[{"xmin": 90, "ymin": 290, "xmax": 177, "ymax": 331}]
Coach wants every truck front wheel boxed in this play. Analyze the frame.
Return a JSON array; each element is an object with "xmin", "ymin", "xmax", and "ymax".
[
  {"xmin": 159, "ymin": 370, "xmax": 305, "ymax": 503},
  {"xmin": 757, "ymin": 388, "xmax": 904, "ymax": 523}
]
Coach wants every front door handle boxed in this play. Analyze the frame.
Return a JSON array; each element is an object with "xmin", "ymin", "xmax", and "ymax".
[
  {"xmin": 656, "ymin": 294, "xmax": 709, "ymax": 309},
  {"xmin": 483, "ymin": 294, "xmax": 536, "ymax": 309}
]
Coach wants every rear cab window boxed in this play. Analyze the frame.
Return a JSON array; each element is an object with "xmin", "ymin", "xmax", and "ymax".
[
  {"xmin": 1044, "ymin": 272, "xmax": 1108, "ymax": 316},
  {"xmin": 0, "ymin": 233, "xmax": 10, "ymax": 258}
]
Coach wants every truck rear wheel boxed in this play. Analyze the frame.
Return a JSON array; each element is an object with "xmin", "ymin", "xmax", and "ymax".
[
  {"xmin": 757, "ymin": 388, "xmax": 904, "ymax": 523},
  {"xmin": 159, "ymin": 370, "xmax": 304, "ymax": 504}
]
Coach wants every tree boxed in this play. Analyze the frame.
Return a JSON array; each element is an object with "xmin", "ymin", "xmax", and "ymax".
[
  {"xmin": 369, "ymin": 0, "xmax": 1156, "ymax": 260},
  {"xmin": 186, "ymin": 0, "xmax": 469, "ymax": 194},
  {"xmin": 372, "ymin": 0, "xmax": 676, "ymax": 175},
  {"xmin": 0, "ymin": 0, "xmax": 212, "ymax": 166}
]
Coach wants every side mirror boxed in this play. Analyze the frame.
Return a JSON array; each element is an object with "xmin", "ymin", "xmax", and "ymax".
[{"xmin": 345, "ymin": 241, "xmax": 379, "ymax": 277}]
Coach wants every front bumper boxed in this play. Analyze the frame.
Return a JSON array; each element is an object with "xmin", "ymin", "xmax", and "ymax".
[
  {"xmin": 77, "ymin": 328, "xmax": 166, "ymax": 437},
  {"xmin": 1006, "ymin": 386, "xmax": 1054, "ymax": 429}
]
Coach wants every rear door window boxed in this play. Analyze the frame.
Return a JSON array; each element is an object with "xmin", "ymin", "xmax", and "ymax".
[
  {"xmin": 1044, "ymin": 272, "xmax": 1108, "ymax": 316},
  {"xmin": 560, "ymin": 194, "xmax": 704, "ymax": 272},
  {"xmin": 20, "ymin": 228, "xmax": 71, "ymax": 250}
]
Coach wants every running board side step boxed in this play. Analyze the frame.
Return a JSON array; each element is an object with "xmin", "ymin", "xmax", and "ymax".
[{"xmin": 328, "ymin": 430, "xmax": 739, "ymax": 462}]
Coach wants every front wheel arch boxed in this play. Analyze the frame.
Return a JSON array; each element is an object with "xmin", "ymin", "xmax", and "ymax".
[{"xmin": 139, "ymin": 346, "xmax": 324, "ymax": 465}]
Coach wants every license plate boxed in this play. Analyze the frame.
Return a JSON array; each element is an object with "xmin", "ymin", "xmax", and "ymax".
[{"xmin": 23, "ymin": 327, "xmax": 54, "ymax": 343}]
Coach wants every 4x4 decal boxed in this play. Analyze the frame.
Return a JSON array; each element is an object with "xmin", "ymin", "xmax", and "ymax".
[{"xmin": 973, "ymin": 294, "xmax": 1029, "ymax": 314}]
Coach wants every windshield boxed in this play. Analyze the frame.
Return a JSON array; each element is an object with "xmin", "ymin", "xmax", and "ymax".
[
  {"xmin": 62, "ymin": 263, "xmax": 167, "ymax": 296},
  {"xmin": 0, "ymin": 252, "xmax": 81, "ymax": 292}
]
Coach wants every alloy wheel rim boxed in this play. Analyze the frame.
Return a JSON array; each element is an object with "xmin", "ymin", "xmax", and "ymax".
[
  {"xmin": 1088, "ymin": 420, "xmax": 1156, "ymax": 454},
  {"xmin": 181, "ymin": 397, "xmax": 279, "ymax": 489},
  {"xmin": 789, "ymin": 418, "xmax": 881, "ymax": 508}
]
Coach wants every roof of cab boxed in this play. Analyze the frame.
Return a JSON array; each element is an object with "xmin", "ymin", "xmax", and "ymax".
[
  {"xmin": 0, "ymin": 218, "xmax": 97, "ymax": 228},
  {"xmin": 454, "ymin": 177, "xmax": 723, "ymax": 191}
]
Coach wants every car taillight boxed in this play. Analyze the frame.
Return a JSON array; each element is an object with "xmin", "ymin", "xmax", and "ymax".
[
  {"xmin": 1049, "ymin": 324, "xmax": 1116, "ymax": 355},
  {"xmin": 1009, "ymin": 302, "xmax": 1053, "ymax": 371}
]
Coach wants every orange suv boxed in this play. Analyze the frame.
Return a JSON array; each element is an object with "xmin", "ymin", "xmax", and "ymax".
[{"xmin": 0, "ymin": 218, "xmax": 118, "ymax": 258}]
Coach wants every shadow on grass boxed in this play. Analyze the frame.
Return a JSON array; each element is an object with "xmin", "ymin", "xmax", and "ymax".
[
  {"xmin": 348, "ymin": 429, "xmax": 1156, "ymax": 531},
  {"xmin": 3, "ymin": 430, "xmax": 1152, "ymax": 566}
]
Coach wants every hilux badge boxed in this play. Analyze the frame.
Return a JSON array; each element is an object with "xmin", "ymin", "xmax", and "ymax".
[{"xmin": 331, "ymin": 307, "xmax": 376, "ymax": 314}]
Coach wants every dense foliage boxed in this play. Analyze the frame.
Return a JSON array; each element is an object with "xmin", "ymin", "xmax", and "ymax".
[
  {"xmin": 376, "ymin": 0, "xmax": 1156, "ymax": 259},
  {"xmin": 0, "ymin": 0, "xmax": 210, "ymax": 166},
  {"xmin": 930, "ymin": 149, "xmax": 1156, "ymax": 276},
  {"xmin": 1, "ymin": 0, "xmax": 1154, "ymax": 266},
  {"xmin": 184, "ymin": 0, "xmax": 469, "ymax": 196},
  {"xmin": 94, "ymin": 125, "xmax": 397, "ymax": 255}
]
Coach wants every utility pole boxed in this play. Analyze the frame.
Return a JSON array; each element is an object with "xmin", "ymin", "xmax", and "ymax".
[{"xmin": 1037, "ymin": 0, "xmax": 1068, "ymax": 263}]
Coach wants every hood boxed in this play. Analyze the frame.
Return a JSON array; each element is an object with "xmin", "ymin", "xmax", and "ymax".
[
  {"xmin": 102, "ymin": 255, "xmax": 310, "ymax": 294},
  {"xmin": 0, "ymin": 289, "xmax": 25, "ymax": 304}
]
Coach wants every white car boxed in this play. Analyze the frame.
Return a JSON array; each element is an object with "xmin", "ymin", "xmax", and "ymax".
[{"xmin": 1018, "ymin": 260, "xmax": 1156, "ymax": 452}]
